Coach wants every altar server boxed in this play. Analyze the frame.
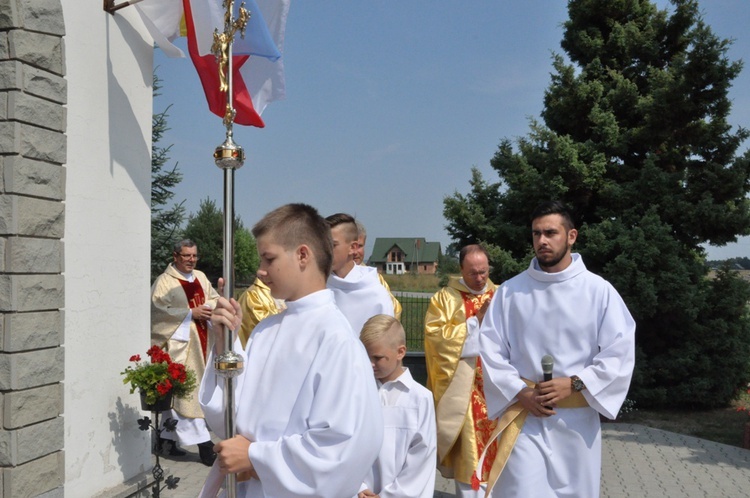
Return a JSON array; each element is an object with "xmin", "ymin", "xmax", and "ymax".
[
  {"xmin": 357, "ymin": 314, "xmax": 436, "ymax": 498},
  {"xmin": 326, "ymin": 213, "xmax": 394, "ymax": 335},
  {"xmin": 200, "ymin": 203, "xmax": 384, "ymax": 497},
  {"xmin": 479, "ymin": 200, "xmax": 635, "ymax": 497}
]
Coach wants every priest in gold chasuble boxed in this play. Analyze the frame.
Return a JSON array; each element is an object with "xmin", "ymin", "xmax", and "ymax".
[{"xmin": 424, "ymin": 244, "xmax": 498, "ymax": 498}]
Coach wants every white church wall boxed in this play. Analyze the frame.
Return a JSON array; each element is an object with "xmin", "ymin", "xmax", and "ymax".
[{"xmin": 62, "ymin": 2, "xmax": 154, "ymax": 496}]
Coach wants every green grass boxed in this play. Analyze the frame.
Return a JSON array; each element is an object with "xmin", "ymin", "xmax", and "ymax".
[
  {"xmin": 399, "ymin": 296, "xmax": 430, "ymax": 352},
  {"xmin": 384, "ymin": 273, "xmax": 440, "ymax": 293}
]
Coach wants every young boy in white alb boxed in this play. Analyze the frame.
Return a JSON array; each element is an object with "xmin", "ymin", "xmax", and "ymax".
[
  {"xmin": 358, "ymin": 314, "xmax": 436, "ymax": 498},
  {"xmin": 200, "ymin": 203, "xmax": 384, "ymax": 497}
]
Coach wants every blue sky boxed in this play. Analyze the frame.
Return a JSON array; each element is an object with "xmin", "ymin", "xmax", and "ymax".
[{"xmin": 154, "ymin": 0, "xmax": 750, "ymax": 261}]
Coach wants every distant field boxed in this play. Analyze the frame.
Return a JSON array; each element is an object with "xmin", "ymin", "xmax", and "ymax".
[{"xmin": 384, "ymin": 273, "xmax": 441, "ymax": 293}]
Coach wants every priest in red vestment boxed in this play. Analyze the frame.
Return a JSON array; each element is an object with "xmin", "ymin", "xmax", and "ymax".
[{"xmin": 151, "ymin": 240, "xmax": 219, "ymax": 465}]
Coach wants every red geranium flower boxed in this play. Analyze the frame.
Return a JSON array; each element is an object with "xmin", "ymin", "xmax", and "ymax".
[
  {"xmin": 168, "ymin": 362, "xmax": 187, "ymax": 383},
  {"xmin": 129, "ymin": 354, "xmax": 141, "ymax": 362},
  {"xmin": 147, "ymin": 345, "xmax": 172, "ymax": 364},
  {"xmin": 156, "ymin": 379, "xmax": 173, "ymax": 396}
]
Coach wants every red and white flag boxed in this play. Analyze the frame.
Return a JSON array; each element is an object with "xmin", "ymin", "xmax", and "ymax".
[{"xmin": 135, "ymin": 0, "xmax": 290, "ymax": 127}]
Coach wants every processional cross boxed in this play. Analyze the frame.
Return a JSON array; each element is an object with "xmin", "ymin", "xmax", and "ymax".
[{"xmin": 211, "ymin": 2, "xmax": 249, "ymax": 497}]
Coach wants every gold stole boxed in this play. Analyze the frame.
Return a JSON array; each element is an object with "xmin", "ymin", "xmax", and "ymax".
[
  {"xmin": 477, "ymin": 379, "xmax": 589, "ymax": 496},
  {"xmin": 436, "ymin": 357, "xmax": 476, "ymax": 463},
  {"xmin": 435, "ymin": 289, "xmax": 497, "ymax": 483}
]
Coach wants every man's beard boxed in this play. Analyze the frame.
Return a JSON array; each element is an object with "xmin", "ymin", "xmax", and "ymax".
[{"xmin": 536, "ymin": 246, "xmax": 568, "ymax": 270}]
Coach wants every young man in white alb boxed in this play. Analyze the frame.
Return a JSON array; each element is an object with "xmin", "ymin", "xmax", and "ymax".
[
  {"xmin": 479, "ymin": 201, "xmax": 636, "ymax": 497},
  {"xmin": 200, "ymin": 203, "xmax": 384, "ymax": 497},
  {"xmin": 325, "ymin": 212, "xmax": 394, "ymax": 335}
]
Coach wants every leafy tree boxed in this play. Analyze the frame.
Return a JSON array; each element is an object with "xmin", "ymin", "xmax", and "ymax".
[
  {"xmin": 151, "ymin": 72, "xmax": 185, "ymax": 281},
  {"xmin": 436, "ymin": 247, "xmax": 460, "ymax": 287},
  {"xmin": 444, "ymin": 0, "xmax": 750, "ymax": 408},
  {"xmin": 182, "ymin": 198, "xmax": 259, "ymax": 285},
  {"xmin": 234, "ymin": 227, "xmax": 260, "ymax": 285}
]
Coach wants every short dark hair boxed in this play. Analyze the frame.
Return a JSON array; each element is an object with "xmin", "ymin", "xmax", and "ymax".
[
  {"xmin": 252, "ymin": 203, "xmax": 333, "ymax": 277},
  {"xmin": 459, "ymin": 244, "xmax": 490, "ymax": 268},
  {"xmin": 325, "ymin": 213, "xmax": 358, "ymax": 243},
  {"xmin": 173, "ymin": 239, "xmax": 196, "ymax": 254},
  {"xmin": 531, "ymin": 201, "xmax": 575, "ymax": 230}
]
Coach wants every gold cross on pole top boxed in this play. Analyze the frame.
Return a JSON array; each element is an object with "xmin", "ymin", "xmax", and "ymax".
[{"xmin": 211, "ymin": 0, "xmax": 250, "ymax": 128}]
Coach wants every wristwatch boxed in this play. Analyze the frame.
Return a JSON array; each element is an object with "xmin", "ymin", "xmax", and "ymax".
[{"xmin": 570, "ymin": 375, "xmax": 585, "ymax": 392}]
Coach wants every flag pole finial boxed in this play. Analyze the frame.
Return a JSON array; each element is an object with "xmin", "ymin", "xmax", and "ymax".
[{"xmin": 212, "ymin": 0, "xmax": 250, "ymax": 170}]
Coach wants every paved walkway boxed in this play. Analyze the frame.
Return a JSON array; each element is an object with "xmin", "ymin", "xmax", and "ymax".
[{"xmin": 153, "ymin": 424, "xmax": 750, "ymax": 497}]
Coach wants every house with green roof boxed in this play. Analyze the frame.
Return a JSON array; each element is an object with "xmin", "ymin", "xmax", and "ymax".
[{"xmin": 367, "ymin": 238, "xmax": 442, "ymax": 275}]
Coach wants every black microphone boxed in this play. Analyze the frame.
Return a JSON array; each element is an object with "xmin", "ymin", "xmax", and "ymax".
[
  {"xmin": 540, "ymin": 354, "xmax": 554, "ymax": 410},
  {"xmin": 541, "ymin": 354, "xmax": 554, "ymax": 382}
]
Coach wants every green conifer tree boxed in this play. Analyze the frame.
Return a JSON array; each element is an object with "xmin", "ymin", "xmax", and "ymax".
[
  {"xmin": 444, "ymin": 0, "xmax": 750, "ymax": 407},
  {"xmin": 182, "ymin": 198, "xmax": 258, "ymax": 286},
  {"xmin": 151, "ymin": 72, "xmax": 185, "ymax": 281}
]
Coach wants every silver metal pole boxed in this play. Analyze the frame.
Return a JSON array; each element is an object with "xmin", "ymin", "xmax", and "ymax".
[
  {"xmin": 221, "ymin": 166, "xmax": 238, "ymax": 496},
  {"xmin": 211, "ymin": 1, "xmax": 249, "ymax": 496},
  {"xmin": 214, "ymin": 131, "xmax": 245, "ymax": 498}
]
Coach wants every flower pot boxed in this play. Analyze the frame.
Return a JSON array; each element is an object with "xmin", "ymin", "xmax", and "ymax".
[{"xmin": 140, "ymin": 391, "xmax": 173, "ymax": 412}]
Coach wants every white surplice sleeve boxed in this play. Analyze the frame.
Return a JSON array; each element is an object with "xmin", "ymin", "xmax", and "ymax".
[
  {"xmin": 171, "ymin": 312, "xmax": 193, "ymax": 342},
  {"xmin": 460, "ymin": 315, "xmax": 481, "ymax": 358},
  {"xmin": 577, "ymin": 282, "xmax": 636, "ymax": 419},
  {"xmin": 247, "ymin": 337, "xmax": 384, "ymax": 498},
  {"xmin": 198, "ymin": 330, "xmax": 247, "ymax": 440}
]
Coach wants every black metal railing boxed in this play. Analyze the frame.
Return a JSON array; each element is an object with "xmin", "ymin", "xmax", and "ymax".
[{"xmin": 393, "ymin": 291, "xmax": 432, "ymax": 352}]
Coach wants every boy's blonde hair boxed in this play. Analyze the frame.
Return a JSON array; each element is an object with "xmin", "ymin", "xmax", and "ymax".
[
  {"xmin": 252, "ymin": 203, "xmax": 333, "ymax": 277},
  {"xmin": 360, "ymin": 314, "xmax": 406, "ymax": 349}
]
